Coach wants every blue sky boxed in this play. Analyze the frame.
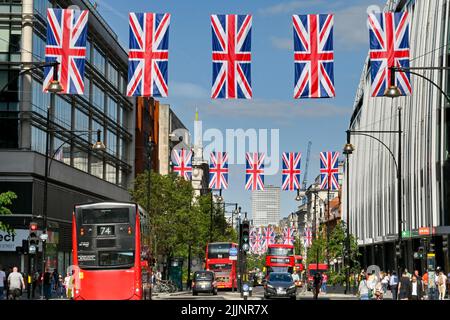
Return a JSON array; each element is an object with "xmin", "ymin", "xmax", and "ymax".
[{"xmin": 95, "ymin": 0, "xmax": 385, "ymax": 218}]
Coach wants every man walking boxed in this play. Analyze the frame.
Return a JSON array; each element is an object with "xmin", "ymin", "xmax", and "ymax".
[
  {"xmin": 7, "ymin": 266, "xmax": 25, "ymax": 300},
  {"xmin": 389, "ymin": 271, "xmax": 399, "ymax": 300},
  {"xmin": 313, "ymin": 272, "xmax": 322, "ymax": 300}
]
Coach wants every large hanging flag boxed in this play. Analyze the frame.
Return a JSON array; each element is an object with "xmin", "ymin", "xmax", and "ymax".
[
  {"xmin": 171, "ymin": 149, "xmax": 192, "ymax": 180},
  {"xmin": 368, "ymin": 12, "xmax": 411, "ymax": 97},
  {"xmin": 319, "ymin": 151, "xmax": 340, "ymax": 190},
  {"xmin": 44, "ymin": 8, "xmax": 89, "ymax": 94},
  {"xmin": 209, "ymin": 152, "xmax": 229, "ymax": 190},
  {"xmin": 127, "ymin": 12, "xmax": 170, "ymax": 97},
  {"xmin": 283, "ymin": 227, "xmax": 296, "ymax": 245},
  {"xmin": 211, "ymin": 14, "xmax": 252, "ymax": 99},
  {"xmin": 281, "ymin": 152, "xmax": 302, "ymax": 191},
  {"xmin": 245, "ymin": 152, "xmax": 264, "ymax": 190},
  {"xmin": 263, "ymin": 226, "xmax": 275, "ymax": 250},
  {"xmin": 304, "ymin": 227, "xmax": 312, "ymax": 247},
  {"xmin": 293, "ymin": 14, "xmax": 335, "ymax": 99}
]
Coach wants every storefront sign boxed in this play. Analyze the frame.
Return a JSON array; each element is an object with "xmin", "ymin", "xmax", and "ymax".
[
  {"xmin": 419, "ymin": 227, "xmax": 430, "ymax": 235},
  {"xmin": 0, "ymin": 229, "xmax": 28, "ymax": 252}
]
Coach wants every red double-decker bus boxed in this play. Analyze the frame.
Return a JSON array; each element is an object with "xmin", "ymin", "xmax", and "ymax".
[
  {"xmin": 265, "ymin": 244, "xmax": 295, "ymax": 276},
  {"xmin": 205, "ymin": 242, "xmax": 238, "ymax": 289},
  {"xmin": 72, "ymin": 202, "xmax": 149, "ymax": 300},
  {"xmin": 294, "ymin": 255, "xmax": 304, "ymax": 272}
]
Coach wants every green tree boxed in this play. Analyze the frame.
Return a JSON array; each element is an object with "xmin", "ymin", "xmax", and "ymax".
[
  {"xmin": 130, "ymin": 171, "xmax": 237, "ymax": 267},
  {"xmin": 0, "ymin": 191, "xmax": 17, "ymax": 232}
]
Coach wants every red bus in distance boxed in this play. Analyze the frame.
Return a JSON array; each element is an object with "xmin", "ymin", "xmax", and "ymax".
[
  {"xmin": 72, "ymin": 202, "xmax": 149, "ymax": 300},
  {"xmin": 205, "ymin": 242, "xmax": 238, "ymax": 289},
  {"xmin": 265, "ymin": 244, "xmax": 295, "ymax": 276}
]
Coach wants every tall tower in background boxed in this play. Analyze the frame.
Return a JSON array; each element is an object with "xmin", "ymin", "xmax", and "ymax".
[
  {"xmin": 191, "ymin": 109, "xmax": 209, "ymax": 197},
  {"xmin": 251, "ymin": 185, "xmax": 280, "ymax": 226}
]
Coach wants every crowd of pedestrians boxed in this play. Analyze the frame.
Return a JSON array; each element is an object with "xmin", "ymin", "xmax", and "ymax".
[
  {"xmin": 357, "ymin": 267, "xmax": 449, "ymax": 300},
  {"xmin": 0, "ymin": 264, "xmax": 75, "ymax": 300}
]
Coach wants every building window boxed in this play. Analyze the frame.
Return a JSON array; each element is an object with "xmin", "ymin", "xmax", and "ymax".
[
  {"xmin": 93, "ymin": 46, "xmax": 105, "ymax": 74},
  {"xmin": 92, "ymin": 119, "xmax": 103, "ymax": 141},
  {"xmin": 31, "ymin": 125, "xmax": 46, "ymax": 154},
  {"xmin": 106, "ymin": 130, "xmax": 117, "ymax": 156},
  {"xmin": 92, "ymin": 82, "xmax": 104, "ymax": 112},
  {"xmin": 73, "ymin": 148, "xmax": 88, "ymax": 172},
  {"xmin": 33, "ymin": 0, "xmax": 50, "ymax": 18},
  {"xmin": 106, "ymin": 96, "xmax": 117, "ymax": 122},
  {"xmin": 53, "ymin": 137, "xmax": 70, "ymax": 165},
  {"xmin": 75, "ymin": 108, "xmax": 89, "ymax": 132},
  {"xmin": 86, "ymin": 39, "xmax": 91, "ymax": 62},
  {"xmin": 54, "ymin": 96, "xmax": 71, "ymax": 129},
  {"xmin": 32, "ymin": 32, "xmax": 46, "ymax": 62},
  {"xmin": 83, "ymin": 77, "xmax": 90, "ymax": 100},
  {"xmin": 31, "ymin": 78, "xmax": 49, "ymax": 117},
  {"xmin": 108, "ymin": 63, "xmax": 119, "ymax": 88},
  {"xmin": 118, "ymin": 137, "xmax": 126, "ymax": 161},
  {"xmin": 105, "ymin": 163, "xmax": 116, "ymax": 184},
  {"xmin": 91, "ymin": 156, "xmax": 103, "ymax": 179}
]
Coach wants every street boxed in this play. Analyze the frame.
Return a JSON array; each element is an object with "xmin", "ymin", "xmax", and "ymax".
[{"xmin": 152, "ymin": 286, "xmax": 360, "ymax": 301}]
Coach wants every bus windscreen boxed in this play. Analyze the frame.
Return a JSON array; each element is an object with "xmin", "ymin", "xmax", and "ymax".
[
  {"xmin": 82, "ymin": 208, "xmax": 130, "ymax": 224},
  {"xmin": 267, "ymin": 247, "xmax": 294, "ymax": 256},
  {"xmin": 208, "ymin": 243, "xmax": 232, "ymax": 258}
]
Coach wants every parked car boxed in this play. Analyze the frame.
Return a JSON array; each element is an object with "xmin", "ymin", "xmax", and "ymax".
[
  {"xmin": 192, "ymin": 271, "xmax": 218, "ymax": 296},
  {"xmin": 264, "ymin": 272, "xmax": 296, "ymax": 300}
]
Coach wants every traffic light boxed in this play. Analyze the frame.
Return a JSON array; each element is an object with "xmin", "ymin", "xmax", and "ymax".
[
  {"xmin": 28, "ymin": 221, "xmax": 39, "ymax": 255},
  {"xmin": 21, "ymin": 239, "xmax": 29, "ymax": 254},
  {"xmin": 430, "ymin": 242, "xmax": 435, "ymax": 252},
  {"xmin": 29, "ymin": 221, "xmax": 38, "ymax": 232},
  {"xmin": 395, "ymin": 244, "xmax": 401, "ymax": 257},
  {"xmin": 241, "ymin": 219, "xmax": 250, "ymax": 252},
  {"xmin": 443, "ymin": 235, "xmax": 449, "ymax": 252}
]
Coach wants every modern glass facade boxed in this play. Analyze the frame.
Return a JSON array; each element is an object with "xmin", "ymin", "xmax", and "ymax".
[
  {"xmin": 24, "ymin": 0, "xmax": 133, "ymax": 187},
  {"xmin": 0, "ymin": 0, "xmax": 135, "ymax": 275},
  {"xmin": 343, "ymin": 0, "xmax": 450, "ymax": 271}
]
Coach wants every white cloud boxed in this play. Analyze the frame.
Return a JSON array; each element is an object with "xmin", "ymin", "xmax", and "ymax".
[
  {"xmin": 270, "ymin": 36, "xmax": 293, "ymax": 50},
  {"xmin": 334, "ymin": 4, "xmax": 374, "ymax": 49},
  {"xmin": 171, "ymin": 81, "xmax": 209, "ymax": 99}
]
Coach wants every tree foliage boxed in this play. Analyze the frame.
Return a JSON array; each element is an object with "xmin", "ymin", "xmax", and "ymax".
[
  {"xmin": 130, "ymin": 171, "xmax": 236, "ymax": 264},
  {"xmin": 306, "ymin": 220, "xmax": 360, "ymax": 285},
  {"xmin": 0, "ymin": 191, "xmax": 17, "ymax": 232}
]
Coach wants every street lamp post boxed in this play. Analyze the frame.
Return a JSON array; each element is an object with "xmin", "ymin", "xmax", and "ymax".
[
  {"xmin": 147, "ymin": 136, "xmax": 155, "ymax": 300},
  {"xmin": 343, "ymin": 136, "xmax": 354, "ymax": 294}
]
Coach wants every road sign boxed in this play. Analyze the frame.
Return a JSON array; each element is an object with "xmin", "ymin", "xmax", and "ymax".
[{"xmin": 229, "ymin": 247, "xmax": 238, "ymax": 256}]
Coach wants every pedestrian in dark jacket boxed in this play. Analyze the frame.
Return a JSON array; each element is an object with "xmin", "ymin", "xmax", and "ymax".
[
  {"xmin": 409, "ymin": 275, "xmax": 423, "ymax": 300},
  {"xmin": 398, "ymin": 271, "xmax": 411, "ymax": 300}
]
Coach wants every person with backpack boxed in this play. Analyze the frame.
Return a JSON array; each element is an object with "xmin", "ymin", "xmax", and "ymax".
[
  {"xmin": 7, "ymin": 266, "xmax": 25, "ymax": 300},
  {"xmin": 358, "ymin": 272, "xmax": 369, "ymax": 300},
  {"xmin": 437, "ymin": 270, "xmax": 447, "ymax": 300},
  {"xmin": 313, "ymin": 272, "xmax": 322, "ymax": 299},
  {"xmin": 398, "ymin": 271, "xmax": 411, "ymax": 300}
]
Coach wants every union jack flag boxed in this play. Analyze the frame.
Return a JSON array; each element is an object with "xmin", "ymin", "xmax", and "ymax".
[
  {"xmin": 281, "ymin": 152, "xmax": 302, "ymax": 191},
  {"xmin": 250, "ymin": 227, "xmax": 263, "ymax": 255},
  {"xmin": 304, "ymin": 227, "xmax": 312, "ymax": 247},
  {"xmin": 127, "ymin": 12, "xmax": 170, "ymax": 97},
  {"xmin": 171, "ymin": 149, "xmax": 192, "ymax": 180},
  {"xmin": 320, "ymin": 151, "xmax": 340, "ymax": 190},
  {"xmin": 43, "ymin": 8, "xmax": 89, "ymax": 94},
  {"xmin": 245, "ymin": 152, "xmax": 264, "ymax": 190},
  {"xmin": 283, "ymin": 227, "xmax": 296, "ymax": 245},
  {"xmin": 368, "ymin": 12, "xmax": 411, "ymax": 97},
  {"xmin": 209, "ymin": 152, "xmax": 229, "ymax": 190},
  {"xmin": 263, "ymin": 226, "xmax": 275, "ymax": 250},
  {"xmin": 293, "ymin": 14, "xmax": 334, "ymax": 99},
  {"xmin": 211, "ymin": 14, "xmax": 252, "ymax": 99}
]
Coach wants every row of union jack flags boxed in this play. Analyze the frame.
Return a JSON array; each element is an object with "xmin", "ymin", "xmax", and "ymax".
[
  {"xmin": 171, "ymin": 150, "xmax": 340, "ymax": 191},
  {"xmin": 249, "ymin": 226, "xmax": 298, "ymax": 255},
  {"xmin": 43, "ymin": 8, "xmax": 410, "ymax": 99}
]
